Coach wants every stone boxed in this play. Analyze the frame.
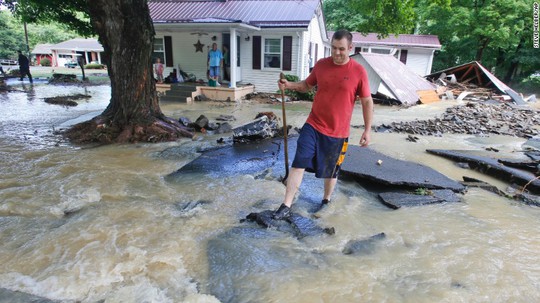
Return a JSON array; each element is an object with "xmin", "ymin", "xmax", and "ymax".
[
  {"xmin": 342, "ymin": 232, "xmax": 386, "ymax": 255},
  {"xmin": 232, "ymin": 113, "xmax": 279, "ymax": 143}
]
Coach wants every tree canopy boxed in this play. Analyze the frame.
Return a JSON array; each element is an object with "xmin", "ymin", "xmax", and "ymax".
[
  {"xmin": 323, "ymin": 0, "xmax": 539, "ymax": 83},
  {"xmin": 0, "ymin": 10, "xmax": 79, "ymax": 59}
]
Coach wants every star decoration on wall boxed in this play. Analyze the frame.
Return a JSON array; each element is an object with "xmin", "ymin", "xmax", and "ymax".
[{"xmin": 194, "ymin": 39, "xmax": 205, "ymax": 53}]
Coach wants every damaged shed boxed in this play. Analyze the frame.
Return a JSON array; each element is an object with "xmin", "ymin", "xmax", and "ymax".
[
  {"xmin": 426, "ymin": 61, "xmax": 526, "ymax": 104},
  {"xmin": 351, "ymin": 52, "xmax": 439, "ymax": 106}
]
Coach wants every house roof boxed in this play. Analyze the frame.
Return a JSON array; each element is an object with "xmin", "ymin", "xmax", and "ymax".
[
  {"xmin": 329, "ymin": 31, "xmax": 441, "ymax": 49},
  {"xmin": 148, "ymin": 0, "xmax": 320, "ymax": 28},
  {"xmin": 353, "ymin": 52, "xmax": 437, "ymax": 105},
  {"xmin": 51, "ymin": 38, "xmax": 103, "ymax": 52},
  {"xmin": 31, "ymin": 43, "xmax": 54, "ymax": 55}
]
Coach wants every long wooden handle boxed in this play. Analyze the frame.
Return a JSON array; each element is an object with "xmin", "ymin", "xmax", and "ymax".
[{"xmin": 280, "ymin": 72, "xmax": 289, "ymax": 182}]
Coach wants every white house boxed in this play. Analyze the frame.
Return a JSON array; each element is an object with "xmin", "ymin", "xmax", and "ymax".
[
  {"xmin": 148, "ymin": 0, "xmax": 328, "ymax": 92},
  {"xmin": 49, "ymin": 38, "xmax": 104, "ymax": 67},
  {"xmin": 330, "ymin": 32, "xmax": 441, "ymax": 76}
]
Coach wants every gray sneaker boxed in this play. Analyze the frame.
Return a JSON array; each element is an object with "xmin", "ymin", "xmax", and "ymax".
[{"xmin": 272, "ymin": 203, "xmax": 291, "ymax": 220}]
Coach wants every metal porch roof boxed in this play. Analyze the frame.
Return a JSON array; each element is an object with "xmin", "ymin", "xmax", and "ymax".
[{"xmin": 149, "ymin": 0, "xmax": 319, "ymax": 28}]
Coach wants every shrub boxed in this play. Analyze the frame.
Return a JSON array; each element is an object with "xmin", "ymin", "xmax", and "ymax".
[
  {"xmin": 40, "ymin": 58, "xmax": 51, "ymax": 66},
  {"xmin": 278, "ymin": 74, "xmax": 315, "ymax": 101},
  {"xmin": 513, "ymin": 74, "xmax": 540, "ymax": 95},
  {"xmin": 84, "ymin": 63, "xmax": 105, "ymax": 69}
]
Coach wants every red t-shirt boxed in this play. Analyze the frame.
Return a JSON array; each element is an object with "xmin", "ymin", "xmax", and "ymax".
[{"xmin": 305, "ymin": 57, "xmax": 370, "ymax": 138}]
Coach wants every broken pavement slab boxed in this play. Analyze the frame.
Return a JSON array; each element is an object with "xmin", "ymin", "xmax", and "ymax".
[
  {"xmin": 341, "ymin": 145, "xmax": 466, "ymax": 192},
  {"xmin": 378, "ymin": 189, "xmax": 461, "ymax": 209},
  {"xmin": 243, "ymin": 210, "xmax": 335, "ymax": 239},
  {"xmin": 427, "ymin": 149, "xmax": 540, "ymax": 194}
]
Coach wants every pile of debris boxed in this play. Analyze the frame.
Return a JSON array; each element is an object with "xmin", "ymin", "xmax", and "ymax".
[
  {"xmin": 48, "ymin": 73, "xmax": 81, "ymax": 84},
  {"xmin": 44, "ymin": 94, "xmax": 91, "ymax": 106},
  {"xmin": 376, "ymin": 102, "xmax": 540, "ymax": 139},
  {"xmin": 178, "ymin": 112, "xmax": 284, "ymax": 144}
]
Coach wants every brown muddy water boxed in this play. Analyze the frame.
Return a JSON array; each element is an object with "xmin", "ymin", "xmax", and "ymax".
[{"xmin": 0, "ymin": 82, "xmax": 539, "ymax": 303}]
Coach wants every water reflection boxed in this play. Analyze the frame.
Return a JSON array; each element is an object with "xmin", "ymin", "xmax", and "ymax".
[{"xmin": 0, "ymin": 83, "xmax": 539, "ymax": 302}]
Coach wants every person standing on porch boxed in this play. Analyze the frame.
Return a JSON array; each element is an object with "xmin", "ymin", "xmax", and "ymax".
[
  {"xmin": 207, "ymin": 43, "xmax": 223, "ymax": 85},
  {"xmin": 272, "ymin": 29, "xmax": 374, "ymax": 220}
]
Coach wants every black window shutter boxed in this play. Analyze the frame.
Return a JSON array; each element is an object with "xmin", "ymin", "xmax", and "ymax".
[
  {"xmin": 164, "ymin": 36, "xmax": 173, "ymax": 67},
  {"xmin": 252, "ymin": 36, "xmax": 261, "ymax": 70},
  {"xmin": 282, "ymin": 36, "xmax": 292, "ymax": 71},
  {"xmin": 399, "ymin": 49, "xmax": 408, "ymax": 64}
]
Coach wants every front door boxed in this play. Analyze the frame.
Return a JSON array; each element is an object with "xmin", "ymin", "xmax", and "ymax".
[{"xmin": 223, "ymin": 34, "xmax": 241, "ymax": 82}]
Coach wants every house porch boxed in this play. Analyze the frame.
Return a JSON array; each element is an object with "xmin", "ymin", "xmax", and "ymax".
[{"xmin": 156, "ymin": 82, "xmax": 255, "ymax": 103}]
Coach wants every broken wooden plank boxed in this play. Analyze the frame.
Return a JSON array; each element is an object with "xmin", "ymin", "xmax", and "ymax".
[{"xmin": 417, "ymin": 89, "xmax": 440, "ymax": 104}]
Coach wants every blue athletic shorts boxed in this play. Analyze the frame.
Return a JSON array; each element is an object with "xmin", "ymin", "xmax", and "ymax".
[
  {"xmin": 209, "ymin": 66, "xmax": 220, "ymax": 78},
  {"xmin": 292, "ymin": 123, "xmax": 348, "ymax": 178}
]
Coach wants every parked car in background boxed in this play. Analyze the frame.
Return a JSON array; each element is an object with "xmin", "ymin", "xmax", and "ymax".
[
  {"xmin": 64, "ymin": 60, "xmax": 78, "ymax": 68},
  {"xmin": 0, "ymin": 59, "xmax": 18, "ymax": 65}
]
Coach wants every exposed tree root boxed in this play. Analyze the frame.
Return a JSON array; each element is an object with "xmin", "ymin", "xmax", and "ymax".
[{"xmin": 63, "ymin": 115, "xmax": 193, "ymax": 144}]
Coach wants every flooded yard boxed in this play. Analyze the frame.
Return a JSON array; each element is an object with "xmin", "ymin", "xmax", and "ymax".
[{"xmin": 0, "ymin": 81, "xmax": 539, "ymax": 302}]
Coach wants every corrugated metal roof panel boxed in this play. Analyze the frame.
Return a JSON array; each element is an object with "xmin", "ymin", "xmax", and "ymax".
[
  {"xmin": 329, "ymin": 31, "xmax": 441, "ymax": 49},
  {"xmin": 149, "ymin": 0, "xmax": 319, "ymax": 27},
  {"xmin": 353, "ymin": 53, "xmax": 437, "ymax": 105}
]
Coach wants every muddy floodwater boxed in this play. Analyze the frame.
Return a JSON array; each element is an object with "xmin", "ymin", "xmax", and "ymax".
[{"xmin": 1, "ymin": 82, "xmax": 539, "ymax": 303}]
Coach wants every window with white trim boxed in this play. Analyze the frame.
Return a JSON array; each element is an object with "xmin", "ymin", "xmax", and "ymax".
[{"xmin": 263, "ymin": 38, "xmax": 281, "ymax": 68}]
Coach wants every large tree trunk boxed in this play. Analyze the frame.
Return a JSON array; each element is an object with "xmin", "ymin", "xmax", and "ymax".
[
  {"xmin": 65, "ymin": 0, "xmax": 192, "ymax": 143},
  {"xmin": 475, "ymin": 37, "xmax": 490, "ymax": 62}
]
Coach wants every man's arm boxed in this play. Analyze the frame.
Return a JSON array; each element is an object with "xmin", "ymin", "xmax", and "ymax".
[
  {"xmin": 278, "ymin": 79, "xmax": 313, "ymax": 93},
  {"xmin": 358, "ymin": 96, "xmax": 374, "ymax": 146}
]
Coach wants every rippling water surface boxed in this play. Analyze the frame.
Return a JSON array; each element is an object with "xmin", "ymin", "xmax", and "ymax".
[{"xmin": 0, "ymin": 82, "xmax": 539, "ymax": 302}]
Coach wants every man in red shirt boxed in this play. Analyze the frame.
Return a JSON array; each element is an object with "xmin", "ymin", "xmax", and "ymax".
[{"xmin": 273, "ymin": 29, "xmax": 373, "ymax": 219}]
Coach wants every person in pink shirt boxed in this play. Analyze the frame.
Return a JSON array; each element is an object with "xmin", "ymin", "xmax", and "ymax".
[
  {"xmin": 273, "ymin": 29, "xmax": 374, "ymax": 220},
  {"xmin": 154, "ymin": 57, "xmax": 164, "ymax": 84}
]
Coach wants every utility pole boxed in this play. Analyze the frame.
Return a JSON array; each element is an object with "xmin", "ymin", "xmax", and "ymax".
[{"xmin": 23, "ymin": 21, "xmax": 30, "ymax": 58}]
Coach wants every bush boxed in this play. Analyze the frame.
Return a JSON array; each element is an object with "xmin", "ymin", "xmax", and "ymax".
[
  {"xmin": 279, "ymin": 74, "xmax": 315, "ymax": 101},
  {"xmin": 84, "ymin": 63, "xmax": 105, "ymax": 69},
  {"xmin": 40, "ymin": 58, "xmax": 51, "ymax": 66},
  {"xmin": 514, "ymin": 74, "xmax": 540, "ymax": 95}
]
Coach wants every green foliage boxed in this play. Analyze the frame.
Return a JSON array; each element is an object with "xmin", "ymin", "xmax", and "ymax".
[
  {"xmin": 84, "ymin": 63, "xmax": 105, "ymax": 69},
  {"xmin": 40, "ymin": 57, "xmax": 51, "ymax": 66},
  {"xmin": 0, "ymin": 11, "xmax": 27, "ymax": 59},
  {"xmin": 323, "ymin": 0, "xmax": 450, "ymax": 37},
  {"xmin": 419, "ymin": 0, "xmax": 536, "ymax": 81},
  {"xmin": 413, "ymin": 188, "xmax": 433, "ymax": 196},
  {"xmin": 4, "ymin": 0, "xmax": 93, "ymax": 36},
  {"xmin": 280, "ymin": 74, "xmax": 315, "ymax": 101},
  {"xmin": 0, "ymin": 10, "xmax": 79, "ymax": 59}
]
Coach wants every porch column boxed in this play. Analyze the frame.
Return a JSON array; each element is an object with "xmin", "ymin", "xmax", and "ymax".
[
  {"xmin": 97, "ymin": 52, "xmax": 102, "ymax": 64},
  {"xmin": 85, "ymin": 52, "xmax": 90, "ymax": 64},
  {"xmin": 229, "ymin": 28, "xmax": 237, "ymax": 88}
]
